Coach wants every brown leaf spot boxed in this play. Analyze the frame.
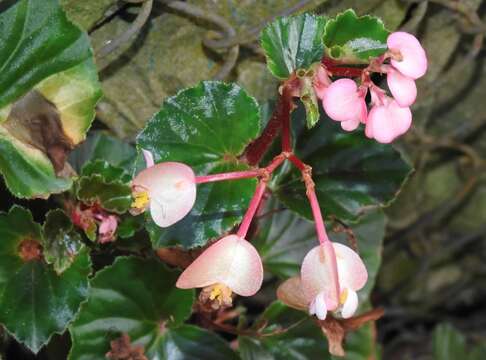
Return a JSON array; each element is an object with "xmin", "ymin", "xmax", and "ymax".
[
  {"xmin": 5, "ymin": 90, "xmax": 74, "ymax": 174},
  {"xmin": 18, "ymin": 239, "xmax": 43, "ymax": 262},
  {"xmin": 106, "ymin": 333, "xmax": 148, "ymax": 360}
]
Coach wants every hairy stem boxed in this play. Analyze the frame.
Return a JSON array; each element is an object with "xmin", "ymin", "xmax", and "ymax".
[
  {"xmin": 237, "ymin": 180, "xmax": 268, "ymax": 238},
  {"xmin": 196, "ymin": 169, "xmax": 261, "ymax": 184}
]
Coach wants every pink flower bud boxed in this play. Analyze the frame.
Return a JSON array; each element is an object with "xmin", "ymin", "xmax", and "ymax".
[
  {"xmin": 176, "ymin": 235, "xmax": 264, "ymax": 297},
  {"xmin": 366, "ymin": 97, "xmax": 412, "ymax": 144},
  {"xmin": 387, "ymin": 32, "xmax": 427, "ymax": 79},
  {"xmin": 301, "ymin": 242, "xmax": 367, "ymax": 320},
  {"xmin": 322, "ymin": 79, "xmax": 367, "ymax": 128},
  {"xmin": 131, "ymin": 162, "xmax": 196, "ymax": 227},
  {"xmin": 387, "ymin": 67, "xmax": 417, "ymax": 107},
  {"xmin": 98, "ymin": 215, "xmax": 118, "ymax": 243},
  {"xmin": 313, "ymin": 65, "xmax": 332, "ymax": 100}
]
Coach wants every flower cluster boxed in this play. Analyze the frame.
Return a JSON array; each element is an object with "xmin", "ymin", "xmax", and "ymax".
[{"xmin": 313, "ymin": 31, "xmax": 427, "ymax": 143}]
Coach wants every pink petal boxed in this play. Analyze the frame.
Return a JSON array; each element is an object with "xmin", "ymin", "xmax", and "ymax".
[
  {"xmin": 369, "ymin": 100, "xmax": 412, "ymax": 143},
  {"xmin": 98, "ymin": 215, "xmax": 118, "ymax": 243},
  {"xmin": 387, "ymin": 68, "xmax": 417, "ymax": 107},
  {"xmin": 322, "ymin": 79, "xmax": 365, "ymax": 123},
  {"xmin": 387, "ymin": 32, "xmax": 427, "ymax": 79},
  {"xmin": 301, "ymin": 243, "xmax": 340, "ymax": 311},
  {"xmin": 132, "ymin": 162, "xmax": 196, "ymax": 227},
  {"xmin": 333, "ymin": 243, "xmax": 368, "ymax": 291},
  {"xmin": 176, "ymin": 235, "xmax": 263, "ymax": 296},
  {"xmin": 341, "ymin": 289, "xmax": 358, "ymax": 319},
  {"xmin": 142, "ymin": 149, "xmax": 155, "ymax": 168},
  {"xmin": 313, "ymin": 65, "xmax": 331, "ymax": 100},
  {"xmin": 341, "ymin": 117, "xmax": 361, "ymax": 132}
]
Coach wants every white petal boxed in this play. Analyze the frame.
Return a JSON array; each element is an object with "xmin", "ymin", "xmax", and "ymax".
[
  {"xmin": 333, "ymin": 243, "xmax": 368, "ymax": 291},
  {"xmin": 341, "ymin": 288, "xmax": 359, "ymax": 319},
  {"xmin": 315, "ymin": 292, "xmax": 328, "ymax": 320}
]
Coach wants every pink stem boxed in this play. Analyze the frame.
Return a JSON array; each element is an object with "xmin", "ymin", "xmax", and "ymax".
[
  {"xmin": 304, "ymin": 171, "xmax": 341, "ymax": 302},
  {"xmin": 237, "ymin": 181, "xmax": 267, "ymax": 238},
  {"xmin": 195, "ymin": 170, "xmax": 260, "ymax": 184}
]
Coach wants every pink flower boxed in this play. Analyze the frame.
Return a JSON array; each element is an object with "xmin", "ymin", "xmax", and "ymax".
[
  {"xmin": 176, "ymin": 235, "xmax": 263, "ymax": 308},
  {"xmin": 322, "ymin": 79, "xmax": 367, "ymax": 131},
  {"xmin": 387, "ymin": 32, "xmax": 427, "ymax": 80},
  {"xmin": 279, "ymin": 242, "xmax": 367, "ymax": 320},
  {"xmin": 386, "ymin": 67, "xmax": 417, "ymax": 107},
  {"xmin": 131, "ymin": 162, "xmax": 196, "ymax": 227},
  {"xmin": 366, "ymin": 89, "xmax": 412, "ymax": 143},
  {"xmin": 300, "ymin": 242, "xmax": 367, "ymax": 320},
  {"xmin": 98, "ymin": 215, "xmax": 118, "ymax": 243},
  {"xmin": 313, "ymin": 65, "xmax": 332, "ymax": 100}
]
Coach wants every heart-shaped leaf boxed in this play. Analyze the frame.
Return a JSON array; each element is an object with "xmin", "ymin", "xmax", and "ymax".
[
  {"xmin": 137, "ymin": 81, "xmax": 260, "ymax": 249},
  {"xmin": 323, "ymin": 9, "xmax": 389, "ymax": 63},
  {"xmin": 0, "ymin": 206, "xmax": 90, "ymax": 353},
  {"xmin": 69, "ymin": 256, "xmax": 238, "ymax": 359},
  {"xmin": 261, "ymin": 14, "xmax": 327, "ymax": 79},
  {"xmin": 0, "ymin": 0, "xmax": 101, "ymax": 198},
  {"xmin": 274, "ymin": 114, "xmax": 411, "ymax": 222}
]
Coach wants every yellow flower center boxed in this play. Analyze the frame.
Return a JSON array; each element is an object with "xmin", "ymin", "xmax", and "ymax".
[
  {"xmin": 131, "ymin": 191, "xmax": 150, "ymax": 210},
  {"xmin": 200, "ymin": 283, "xmax": 233, "ymax": 310}
]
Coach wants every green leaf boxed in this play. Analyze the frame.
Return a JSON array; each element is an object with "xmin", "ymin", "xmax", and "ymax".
[
  {"xmin": 75, "ymin": 160, "xmax": 132, "ymax": 214},
  {"xmin": 68, "ymin": 131, "xmax": 137, "ymax": 174},
  {"xmin": 43, "ymin": 209, "xmax": 84, "ymax": 274},
  {"xmin": 274, "ymin": 114, "xmax": 412, "ymax": 222},
  {"xmin": 81, "ymin": 159, "xmax": 131, "ymax": 183},
  {"xmin": 138, "ymin": 81, "xmax": 260, "ymax": 249},
  {"xmin": 323, "ymin": 9, "xmax": 389, "ymax": 63},
  {"xmin": 69, "ymin": 256, "xmax": 238, "ymax": 359},
  {"xmin": 261, "ymin": 14, "xmax": 327, "ymax": 79},
  {"xmin": 0, "ymin": 206, "xmax": 90, "ymax": 353},
  {"xmin": 432, "ymin": 323, "xmax": 466, "ymax": 360},
  {"xmin": 0, "ymin": 0, "xmax": 101, "ymax": 198}
]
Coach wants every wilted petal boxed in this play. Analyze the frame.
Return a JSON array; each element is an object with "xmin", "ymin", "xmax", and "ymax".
[
  {"xmin": 176, "ymin": 235, "xmax": 263, "ymax": 296},
  {"xmin": 387, "ymin": 69, "xmax": 417, "ymax": 107},
  {"xmin": 387, "ymin": 31, "xmax": 427, "ymax": 79},
  {"xmin": 334, "ymin": 243, "xmax": 368, "ymax": 291},
  {"xmin": 277, "ymin": 276, "xmax": 308, "ymax": 311},
  {"xmin": 341, "ymin": 288, "xmax": 358, "ymax": 319},
  {"xmin": 368, "ymin": 100, "xmax": 412, "ymax": 143},
  {"xmin": 301, "ymin": 243, "xmax": 340, "ymax": 310},
  {"xmin": 98, "ymin": 215, "xmax": 118, "ymax": 243},
  {"xmin": 323, "ymin": 79, "xmax": 366, "ymax": 123},
  {"xmin": 132, "ymin": 162, "xmax": 196, "ymax": 227}
]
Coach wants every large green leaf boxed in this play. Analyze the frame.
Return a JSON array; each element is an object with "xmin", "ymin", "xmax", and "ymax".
[
  {"xmin": 261, "ymin": 14, "xmax": 327, "ymax": 79},
  {"xmin": 137, "ymin": 81, "xmax": 260, "ymax": 249},
  {"xmin": 274, "ymin": 113, "xmax": 411, "ymax": 222},
  {"xmin": 69, "ymin": 256, "xmax": 238, "ymax": 359},
  {"xmin": 0, "ymin": 206, "xmax": 90, "ymax": 353},
  {"xmin": 323, "ymin": 9, "xmax": 389, "ymax": 63},
  {"xmin": 0, "ymin": 0, "xmax": 101, "ymax": 198}
]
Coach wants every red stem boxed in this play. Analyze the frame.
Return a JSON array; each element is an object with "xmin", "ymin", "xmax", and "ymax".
[
  {"xmin": 280, "ymin": 87, "xmax": 294, "ymax": 153},
  {"xmin": 237, "ymin": 180, "xmax": 268, "ymax": 238},
  {"xmin": 196, "ymin": 170, "xmax": 260, "ymax": 184},
  {"xmin": 322, "ymin": 57, "xmax": 364, "ymax": 78}
]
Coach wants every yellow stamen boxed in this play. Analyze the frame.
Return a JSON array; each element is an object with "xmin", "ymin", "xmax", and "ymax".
[
  {"xmin": 200, "ymin": 283, "xmax": 233, "ymax": 310},
  {"xmin": 339, "ymin": 288, "xmax": 348, "ymax": 305},
  {"xmin": 131, "ymin": 191, "xmax": 150, "ymax": 209}
]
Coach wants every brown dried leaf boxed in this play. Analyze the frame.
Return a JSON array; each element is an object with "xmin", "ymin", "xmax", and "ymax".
[{"xmin": 276, "ymin": 276, "xmax": 308, "ymax": 311}]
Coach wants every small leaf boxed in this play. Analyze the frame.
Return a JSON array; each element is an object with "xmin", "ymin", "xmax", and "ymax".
[
  {"xmin": 69, "ymin": 256, "xmax": 239, "ymax": 359},
  {"xmin": 75, "ymin": 174, "xmax": 132, "ymax": 214},
  {"xmin": 43, "ymin": 209, "xmax": 84, "ymax": 274},
  {"xmin": 0, "ymin": 0, "xmax": 101, "ymax": 198},
  {"xmin": 137, "ymin": 81, "xmax": 260, "ymax": 249},
  {"xmin": 261, "ymin": 14, "xmax": 327, "ymax": 79},
  {"xmin": 0, "ymin": 206, "xmax": 90, "ymax": 353},
  {"xmin": 323, "ymin": 9, "xmax": 390, "ymax": 64},
  {"xmin": 81, "ymin": 159, "xmax": 131, "ymax": 183},
  {"xmin": 274, "ymin": 111, "xmax": 412, "ymax": 222}
]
